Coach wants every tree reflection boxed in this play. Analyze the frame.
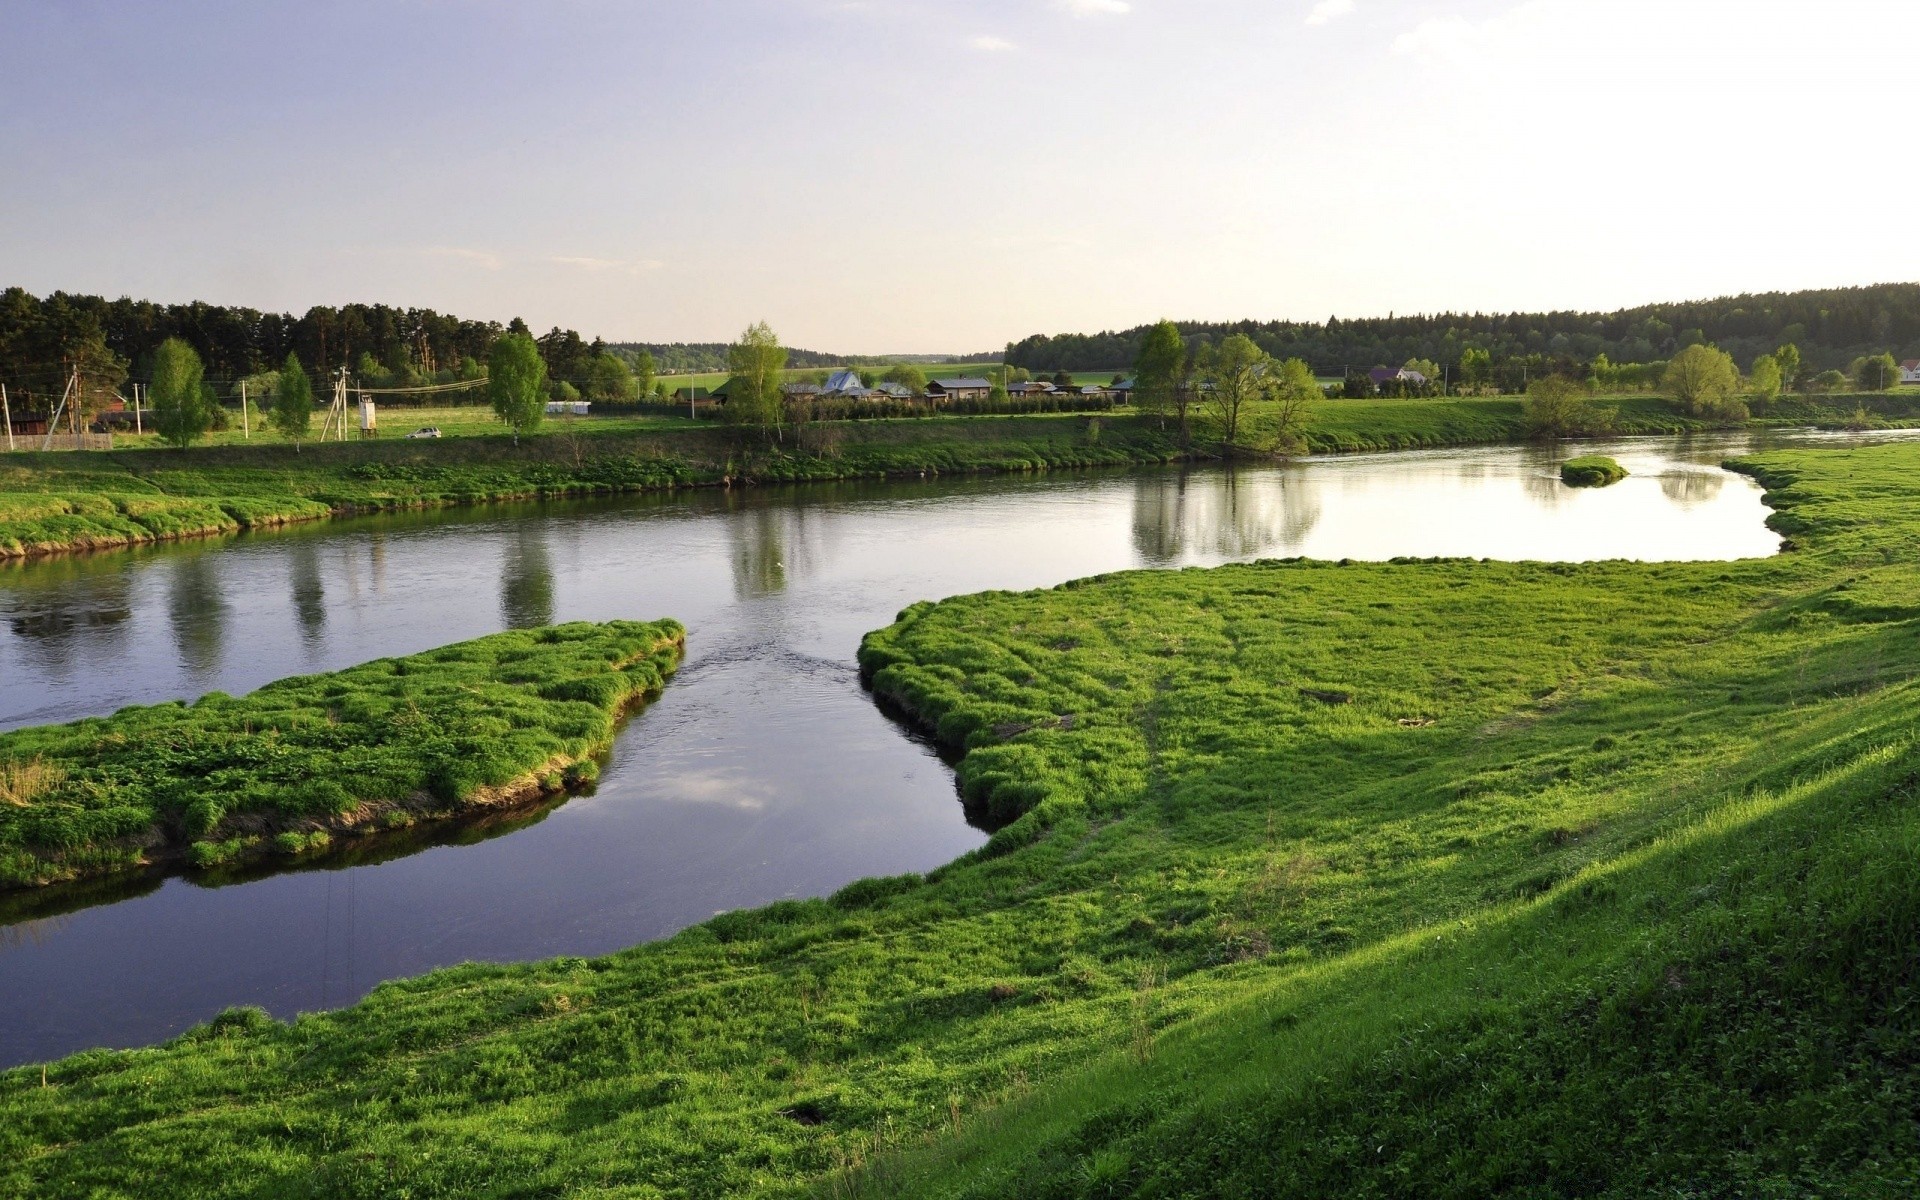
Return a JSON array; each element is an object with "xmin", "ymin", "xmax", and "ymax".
[
  {"xmin": 729, "ymin": 499, "xmax": 789, "ymax": 599},
  {"xmin": 288, "ymin": 541, "xmax": 326, "ymax": 645},
  {"xmin": 1660, "ymin": 469, "xmax": 1724, "ymax": 508},
  {"xmin": 1130, "ymin": 468, "xmax": 1321, "ymax": 563},
  {"xmin": 1, "ymin": 557, "xmax": 133, "ymax": 674},
  {"xmin": 500, "ymin": 524, "xmax": 554, "ymax": 628},
  {"xmin": 167, "ymin": 551, "xmax": 227, "ymax": 677}
]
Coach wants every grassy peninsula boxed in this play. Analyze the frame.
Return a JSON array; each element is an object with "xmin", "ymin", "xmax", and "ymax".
[
  {"xmin": 2, "ymin": 442, "xmax": 1917, "ymax": 1195},
  {"xmin": 1559, "ymin": 454, "xmax": 1628, "ymax": 486},
  {"xmin": 0, "ymin": 620, "xmax": 683, "ymax": 888}
]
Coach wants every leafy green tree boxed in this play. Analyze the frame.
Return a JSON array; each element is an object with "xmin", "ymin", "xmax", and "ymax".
[
  {"xmin": 1747, "ymin": 354, "xmax": 1782, "ymax": 410},
  {"xmin": 629, "ymin": 349, "xmax": 656, "ymax": 399},
  {"xmin": 1854, "ymin": 352, "xmax": 1900, "ymax": 391},
  {"xmin": 1524, "ymin": 374, "xmax": 1613, "ymax": 437},
  {"xmin": 882, "ymin": 363, "xmax": 927, "ymax": 394},
  {"xmin": 585, "ymin": 353, "xmax": 638, "ymax": 404},
  {"xmin": 272, "ymin": 352, "xmax": 313, "ymax": 452},
  {"xmin": 1133, "ymin": 319, "xmax": 1190, "ymax": 437},
  {"xmin": 488, "ymin": 332, "xmax": 548, "ymax": 444},
  {"xmin": 149, "ymin": 337, "xmax": 211, "ymax": 449},
  {"xmin": 1269, "ymin": 357, "xmax": 1319, "ymax": 454},
  {"xmin": 1459, "ymin": 347, "xmax": 1493, "ymax": 392},
  {"xmin": 1773, "ymin": 343, "xmax": 1801, "ymax": 392},
  {"xmin": 724, "ymin": 321, "xmax": 787, "ymax": 439},
  {"xmin": 1402, "ymin": 358, "xmax": 1442, "ymax": 390},
  {"xmin": 552, "ymin": 380, "xmax": 582, "ymax": 404},
  {"xmin": 1663, "ymin": 344, "xmax": 1745, "ymax": 420},
  {"xmin": 1196, "ymin": 333, "xmax": 1267, "ymax": 453},
  {"xmin": 1813, "ymin": 369, "xmax": 1848, "ymax": 393}
]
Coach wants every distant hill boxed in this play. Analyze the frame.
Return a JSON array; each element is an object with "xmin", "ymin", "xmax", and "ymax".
[{"xmin": 1004, "ymin": 282, "xmax": 1920, "ymax": 375}]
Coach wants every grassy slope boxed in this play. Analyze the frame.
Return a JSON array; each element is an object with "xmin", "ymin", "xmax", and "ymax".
[
  {"xmin": 2, "ymin": 444, "xmax": 1918, "ymax": 1196},
  {"xmin": 0, "ymin": 620, "xmax": 683, "ymax": 888}
]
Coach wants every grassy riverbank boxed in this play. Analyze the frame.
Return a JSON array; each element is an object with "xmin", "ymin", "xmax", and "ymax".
[
  {"xmin": 1559, "ymin": 454, "xmax": 1628, "ymax": 486},
  {"xmin": 2, "ymin": 443, "xmax": 1918, "ymax": 1196},
  {"xmin": 0, "ymin": 396, "xmax": 1731, "ymax": 561},
  {"xmin": 0, "ymin": 620, "xmax": 683, "ymax": 888}
]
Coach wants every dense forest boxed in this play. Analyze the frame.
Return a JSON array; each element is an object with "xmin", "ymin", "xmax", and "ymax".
[{"xmin": 1005, "ymin": 283, "xmax": 1920, "ymax": 376}]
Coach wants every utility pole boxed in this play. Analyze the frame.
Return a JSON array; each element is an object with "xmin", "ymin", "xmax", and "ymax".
[
  {"xmin": 42, "ymin": 368, "xmax": 75, "ymax": 451},
  {"xmin": 240, "ymin": 381, "xmax": 250, "ymax": 439},
  {"xmin": 1, "ymin": 383, "xmax": 12, "ymax": 451},
  {"xmin": 134, "ymin": 383, "xmax": 143, "ymax": 435}
]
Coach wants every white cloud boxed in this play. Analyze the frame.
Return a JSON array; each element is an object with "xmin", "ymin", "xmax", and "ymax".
[
  {"xmin": 1304, "ymin": 0, "xmax": 1355, "ymax": 27},
  {"xmin": 969, "ymin": 34, "xmax": 1016, "ymax": 51},
  {"xmin": 1057, "ymin": 0, "xmax": 1131, "ymax": 15}
]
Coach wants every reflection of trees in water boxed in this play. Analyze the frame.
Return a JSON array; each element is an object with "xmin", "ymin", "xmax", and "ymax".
[
  {"xmin": 1130, "ymin": 469, "xmax": 1321, "ymax": 563},
  {"xmin": 168, "ymin": 551, "xmax": 228, "ymax": 676},
  {"xmin": 288, "ymin": 542, "xmax": 326, "ymax": 644},
  {"xmin": 1523, "ymin": 470, "xmax": 1566, "ymax": 509},
  {"xmin": 728, "ymin": 499, "xmax": 791, "ymax": 599},
  {"xmin": 1660, "ymin": 470, "xmax": 1724, "ymax": 508},
  {"xmin": 2, "ymin": 557, "xmax": 133, "ymax": 674},
  {"xmin": 500, "ymin": 524, "xmax": 554, "ymax": 628}
]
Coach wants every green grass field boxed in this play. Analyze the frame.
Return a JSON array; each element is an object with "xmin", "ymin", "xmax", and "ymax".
[
  {"xmin": 0, "ymin": 621, "xmax": 683, "ymax": 888},
  {"xmin": 2, "ymin": 442, "xmax": 1917, "ymax": 1196}
]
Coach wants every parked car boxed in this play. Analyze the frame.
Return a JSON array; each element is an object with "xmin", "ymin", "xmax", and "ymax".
[{"xmin": 405, "ymin": 426, "xmax": 443, "ymax": 439}]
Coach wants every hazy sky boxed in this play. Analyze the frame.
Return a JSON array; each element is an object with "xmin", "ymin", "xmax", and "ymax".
[{"xmin": 5, "ymin": 0, "xmax": 1916, "ymax": 352}]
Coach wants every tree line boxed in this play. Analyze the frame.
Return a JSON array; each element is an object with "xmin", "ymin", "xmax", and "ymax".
[{"xmin": 1008, "ymin": 283, "xmax": 1920, "ymax": 379}]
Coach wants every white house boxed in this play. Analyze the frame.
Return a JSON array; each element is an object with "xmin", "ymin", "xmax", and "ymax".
[{"xmin": 1900, "ymin": 359, "xmax": 1920, "ymax": 385}]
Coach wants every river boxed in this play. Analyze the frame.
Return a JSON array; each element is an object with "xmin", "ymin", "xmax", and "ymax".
[{"xmin": 0, "ymin": 429, "xmax": 1907, "ymax": 1066}]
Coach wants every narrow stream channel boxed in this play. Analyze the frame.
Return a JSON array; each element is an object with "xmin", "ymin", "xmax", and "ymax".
[{"xmin": 2, "ymin": 429, "xmax": 1909, "ymax": 1066}]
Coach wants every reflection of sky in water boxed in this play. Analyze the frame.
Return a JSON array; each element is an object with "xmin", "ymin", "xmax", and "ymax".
[{"xmin": 0, "ymin": 426, "xmax": 1907, "ymax": 1067}]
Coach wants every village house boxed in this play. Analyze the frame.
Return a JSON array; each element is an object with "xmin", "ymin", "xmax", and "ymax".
[
  {"xmin": 926, "ymin": 377, "xmax": 993, "ymax": 402},
  {"xmin": 821, "ymin": 369, "xmax": 870, "ymax": 398},
  {"xmin": 1901, "ymin": 359, "xmax": 1920, "ymax": 385}
]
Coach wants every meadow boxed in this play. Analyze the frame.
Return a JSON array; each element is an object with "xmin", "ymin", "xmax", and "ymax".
[
  {"xmin": 0, "ymin": 442, "xmax": 1916, "ymax": 1196},
  {"xmin": 0, "ymin": 620, "xmax": 683, "ymax": 888}
]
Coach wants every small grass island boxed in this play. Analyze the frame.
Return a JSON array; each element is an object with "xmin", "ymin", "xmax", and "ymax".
[
  {"xmin": 1560, "ymin": 454, "xmax": 1628, "ymax": 487},
  {"xmin": 0, "ymin": 619, "xmax": 683, "ymax": 889}
]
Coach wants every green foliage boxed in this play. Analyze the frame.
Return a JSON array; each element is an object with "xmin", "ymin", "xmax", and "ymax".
[
  {"xmin": 1852, "ymin": 351, "xmax": 1901, "ymax": 391},
  {"xmin": 1523, "ymin": 374, "xmax": 1614, "ymax": 437},
  {"xmin": 725, "ymin": 321, "xmax": 789, "ymax": 438},
  {"xmin": 0, "ymin": 620, "xmax": 683, "ymax": 887},
  {"xmin": 1132, "ymin": 319, "xmax": 1189, "ymax": 434},
  {"xmin": 488, "ymin": 332, "xmax": 548, "ymax": 442},
  {"xmin": 1662, "ymin": 344, "xmax": 1746, "ymax": 420},
  {"xmin": 585, "ymin": 352, "xmax": 639, "ymax": 404},
  {"xmin": 148, "ymin": 338, "xmax": 211, "ymax": 450},
  {"xmin": 1747, "ymin": 352, "xmax": 1782, "ymax": 408},
  {"xmin": 270, "ymin": 352, "xmax": 313, "ymax": 447},
  {"xmin": 883, "ymin": 363, "xmax": 928, "ymax": 393},
  {"xmin": 8, "ymin": 446, "xmax": 1920, "ymax": 1196},
  {"xmin": 1813, "ymin": 369, "xmax": 1849, "ymax": 393},
  {"xmin": 628, "ymin": 348, "xmax": 656, "ymax": 399},
  {"xmin": 1774, "ymin": 342, "xmax": 1801, "ymax": 390},
  {"xmin": 1195, "ymin": 333, "xmax": 1266, "ymax": 452},
  {"xmin": 1458, "ymin": 346, "xmax": 1494, "ymax": 389},
  {"xmin": 1559, "ymin": 454, "xmax": 1627, "ymax": 487}
]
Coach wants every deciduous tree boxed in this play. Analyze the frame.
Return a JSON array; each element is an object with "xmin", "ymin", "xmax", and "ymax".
[
  {"xmin": 1747, "ymin": 354, "xmax": 1782, "ymax": 409},
  {"xmin": 1269, "ymin": 357, "xmax": 1319, "ymax": 454},
  {"xmin": 1773, "ymin": 343, "xmax": 1801, "ymax": 392},
  {"xmin": 149, "ymin": 337, "xmax": 211, "ymax": 449},
  {"xmin": 488, "ymin": 332, "xmax": 548, "ymax": 444},
  {"xmin": 1133, "ymin": 319, "xmax": 1189, "ymax": 438},
  {"xmin": 272, "ymin": 352, "xmax": 313, "ymax": 452},
  {"xmin": 1524, "ymin": 374, "xmax": 1613, "ymax": 437},
  {"xmin": 1663, "ymin": 344, "xmax": 1745, "ymax": 421},
  {"xmin": 1854, "ymin": 352, "xmax": 1899, "ymax": 391},
  {"xmin": 725, "ymin": 321, "xmax": 787, "ymax": 440},
  {"xmin": 1197, "ymin": 333, "xmax": 1266, "ymax": 453},
  {"xmin": 585, "ymin": 353, "xmax": 638, "ymax": 404}
]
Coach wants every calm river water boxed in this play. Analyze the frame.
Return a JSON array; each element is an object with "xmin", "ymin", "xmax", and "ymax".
[{"xmin": 1, "ymin": 429, "xmax": 1908, "ymax": 1066}]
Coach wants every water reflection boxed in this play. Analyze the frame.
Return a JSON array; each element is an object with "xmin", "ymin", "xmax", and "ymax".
[
  {"xmin": 1660, "ymin": 469, "xmax": 1725, "ymax": 507},
  {"xmin": 1130, "ymin": 468, "xmax": 1321, "ymax": 564},
  {"xmin": 167, "ymin": 551, "xmax": 226, "ymax": 677},
  {"xmin": 729, "ymin": 499, "xmax": 790, "ymax": 599},
  {"xmin": 2, "ymin": 559, "xmax": 132, "ymax": 674},
  {"xmin": 501, "ymin": 522, "xmax": 555, "ymax": 628},
  {"xmin": 288, "ymin": 541, "xmax": 327, "ymax": 645}
]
